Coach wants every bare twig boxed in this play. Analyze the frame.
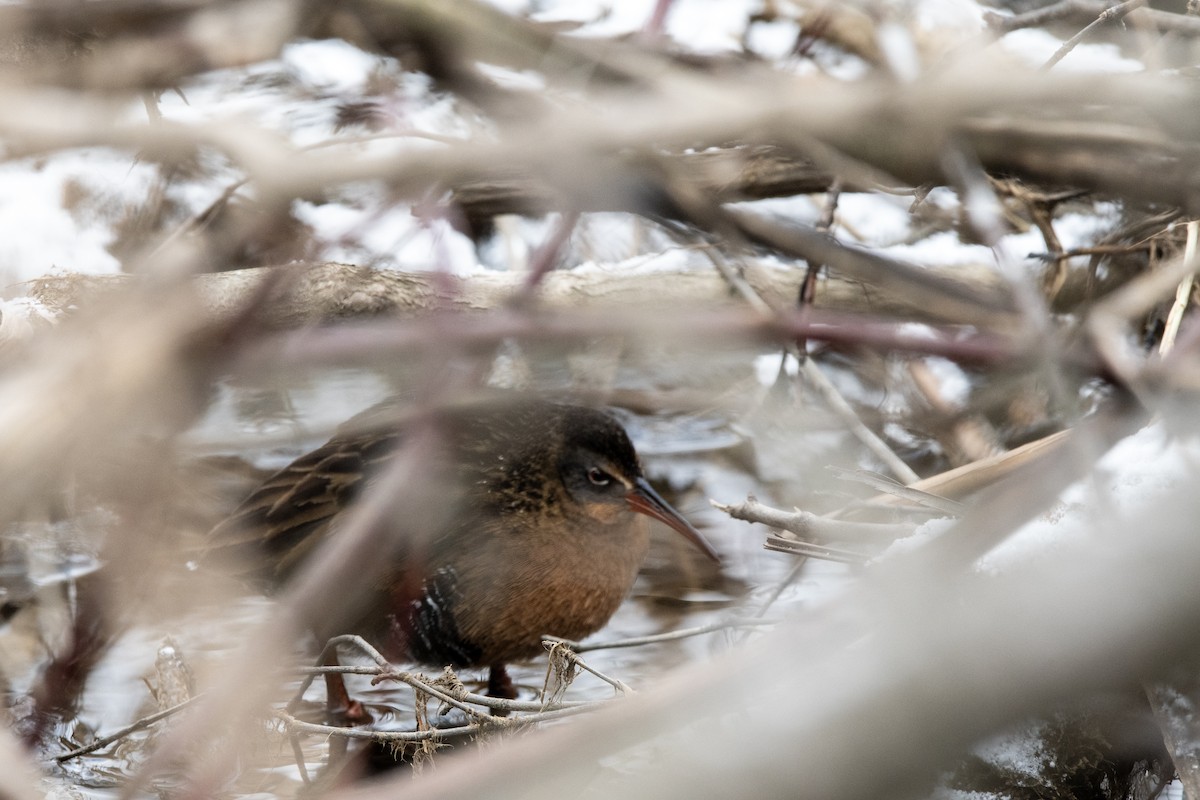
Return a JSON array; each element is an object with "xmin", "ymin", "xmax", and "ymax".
[
  {"xmin": 55, "ymin": 695, "xmax": 203, "ymax": 762},
  {"xmin": 800, "ymin": 359, "xmax": 921, "ymax": 485},
  {"xmin": 763, "ymin": 537, "xmax": 870, "ymax": 564},
  {"xmin": 1158, "ymin": 220, "xmax": 1199, "ymax": 356},
  {"xmin": 1041, "ymin": 0, "xmax": 1149, "ymax": 71},
  {"xmin": 543, "ymin": 620, "xmax": 775, "ymax": 654},
  {"xmin": 712, "ymin": 496, "xmax": 916, "ymax": 544}
]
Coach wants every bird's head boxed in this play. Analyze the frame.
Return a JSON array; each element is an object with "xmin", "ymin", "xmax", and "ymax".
[{"xmin": 554, "ymin": 406, "xmax": 720, "ymax": 563}]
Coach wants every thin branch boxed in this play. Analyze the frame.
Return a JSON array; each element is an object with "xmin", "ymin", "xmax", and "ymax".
[
  {"xmin": 54, "ymin": 695, "xmax": 203, "ymax": 762},
  {"xmin": 542, "ymin": 641, "xmax": 633, "ymax": 697},
  {"xmin": 763, "ymin": 536, "xmax": 870, "ymax": 564},
  {"xmin": 543, "ymin": 620, "xmax": 776, "ymax": 654},
  {"xmin": 800, "ymin": 359, "xmax": 921, "ymax": 484},
  {"xmin": 274, "ymin": 701, "xmax": 607, "ymax": 743},
  {"xmin": 826, "ymin": 468, "xmax": 967, "ymax": 516},
  {"xmin": 1158, "ymin": 220, "xmax": 1199, "ymax": 356},
  {"xmin": 712, "ymin": 496, "xmax": 915, "ymax": 544},
  {"xmin": 1041, "ymin": 0, "xmax": 1149, "ymax": 71}
]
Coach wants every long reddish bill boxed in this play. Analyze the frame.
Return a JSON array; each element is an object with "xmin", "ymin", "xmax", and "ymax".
[{"xmin": 627, "ymin": 477, "xmax": 720, "ymax": 563}]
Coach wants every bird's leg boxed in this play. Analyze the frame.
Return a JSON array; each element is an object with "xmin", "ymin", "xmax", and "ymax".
[
  {"xmin": 322, "ymin": 647, "xmax": 372, "ymax": 726},
  {"xmin": 486, "ymin": 662, "xmax": 516, "ymax": 717}
]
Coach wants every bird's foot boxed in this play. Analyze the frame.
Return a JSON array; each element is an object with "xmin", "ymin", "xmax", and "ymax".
[
  {"xmin": 486, "ymin": 663, "xmax": 516, "ymax": 718},
  {"xmin": 326, "ymin": 697, "xmax": 373, "ymax": 726},
  {"xmin": 323, "ymin": 667, "xmax": 373, "ymax": 726}
]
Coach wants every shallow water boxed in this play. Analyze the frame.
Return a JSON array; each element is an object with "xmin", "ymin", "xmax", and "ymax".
[{"xmin": 4, "ymin": 366, "xmax": 853, "ymax": 796}]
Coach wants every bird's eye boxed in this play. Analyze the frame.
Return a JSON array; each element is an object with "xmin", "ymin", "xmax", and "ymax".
[{"xmin": 586, "ymin": 467, "xmax": 611, "ymax": 486}]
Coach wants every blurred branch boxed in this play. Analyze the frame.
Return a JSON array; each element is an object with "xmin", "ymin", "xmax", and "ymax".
[
  {"xmin": 15, "ymin": 260, "xmax": 1016, "ymax": 330},
  {"xmin": 450, "ymin": 147, "xmax": 835, "ymax": 226},
  {"xmin": 328, "ymin": 400, "xmax": 1183, "ymax": 800},
  {"xmin": 226, "ymin": 307, "xmax": 1029, "ymax": 376},
  {"xmin": 0, "ymin": 729, "xmax": 42, "ymax": 800},
  {"xmin": 0, "ymin": 55, "xmax": 1197, "ymax": 222},
  {"xmin": 0, "ymin": 0, "xmax": 301, "ymax": 89}
]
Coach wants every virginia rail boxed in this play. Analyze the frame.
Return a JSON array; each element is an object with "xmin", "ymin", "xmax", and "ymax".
[{"xmin": 207, "ymin": 397, "xmax": 719, "ymax": 705}]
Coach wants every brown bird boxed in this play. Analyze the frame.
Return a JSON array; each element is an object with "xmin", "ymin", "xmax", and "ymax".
[{"xmin": 207, "ymin": 397, "xmax": 718, "ymax": 705}]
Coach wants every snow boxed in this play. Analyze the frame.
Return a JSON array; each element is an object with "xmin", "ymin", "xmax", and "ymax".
[
  {"xmin": 913, "ymin": 0, "xmax": 986, "ymax": 33},
  {"xmin": 279, "ymin": 38, "xmax": 381, "ymax": 94},
  {"xmin": 920, "ymin": 355, "xmax": 972, "ymax": 406},
  {"xmin": 656, "ymin": 0, "xmax": 758, "ymax": 53},
  {"xmin": 292, "ymin": 197, "xmax": 480, "ymax": 273},
  {"xmin": 571, "ymin": 243, "xmax": 692, "ymax": 277},
  {"xmin": 0, "ymin": 0, "xmax": 1151, "ymax": 291},
  {"xmin": 971, "ymin": 719, "xmax": 1047, "ymax": 779},
  {"xmin": 1000, "ymin": 29, "xmax": 1145, "ymax": 73},
  {"xmin": 0, "ymin": 151, "xmax": 159, "ymax": 281},
  {"xmin": 874, "ymin": 421, "xmax": 1197, "ymax": 575},
  {"xmin": 886, "ymin": 231, "xmax": 995, "ymax": 266},
  {"xmin": 835, "ymin": 193, "xmax": 916, "ymax": 246},
  {"xmin": 744, "ymin": 18, "xmax": 800, "ymax": 61},
  {"xmin": 754, "ymin": 352, "xmax": 801, "ymax": 387}
]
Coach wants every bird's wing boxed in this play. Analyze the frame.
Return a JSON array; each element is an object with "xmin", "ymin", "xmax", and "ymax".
[{"xmin": 206, "ymin": 430, "xmax": 401, "ymax": 584}]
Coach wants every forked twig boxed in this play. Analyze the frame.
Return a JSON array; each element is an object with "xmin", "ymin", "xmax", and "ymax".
[
  {"xmin": 542, "ymin": 641, "xmax": 632, "ymax": 697},
  {"xmin": 1041, "ymin": 0, "xmax": 1149, "ymax": 71},
  {"xmin": 713, "ymin": 496, "xmax": 915, "ymax": 544}
]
